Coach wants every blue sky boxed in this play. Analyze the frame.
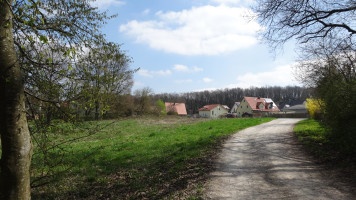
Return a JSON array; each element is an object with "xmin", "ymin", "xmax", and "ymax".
[{"xmin": 93, "ymin": 0, "xmax": 300, "ymax": 94}]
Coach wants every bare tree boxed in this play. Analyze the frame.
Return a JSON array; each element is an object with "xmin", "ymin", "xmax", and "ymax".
[
  {"xmin": 296, "ymin": 36, "xmax": 356, "ymax": 87},
  {"xmin": 134, "ymin": 87, "xmax": 153, "ymax": 115},
  {"xmin": 255, "ymin": 0, "xmax": 356, "ymax": 49},
  {"xmin": 75, "ymin": 42, "xmax": 135, "ymax": 120}
]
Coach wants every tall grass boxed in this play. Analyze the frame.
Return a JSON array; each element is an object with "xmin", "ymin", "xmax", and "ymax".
[{"xmin": 30, "ymin": 117, "xmax": 273, "ymax": 199}]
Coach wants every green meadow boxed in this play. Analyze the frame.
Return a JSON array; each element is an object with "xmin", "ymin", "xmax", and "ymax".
[
  {"xmin": 29, "ymin": 117, "xmax": 273, "ymax": 199},
  {"xmin": 294, "ymin": 119, "xmax": 330, "ymax": 159}
]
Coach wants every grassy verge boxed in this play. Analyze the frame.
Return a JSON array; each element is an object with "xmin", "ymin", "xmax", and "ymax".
[
  {"xmin": 294, "ymin": 119, "xmax": 356, "ymax": 165},
  {"xmin": 31, "ymin": 117, "xmax": 274, "ymax": 199},
  {"xmin": 294, "ymin": 118, "xmax": 356, "ymax": 189},
  {"xmin": 294, "ymin": 119, "xmax": 330, "ymax": 159}
]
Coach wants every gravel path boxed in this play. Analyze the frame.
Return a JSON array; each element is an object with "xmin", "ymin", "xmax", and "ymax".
[{"xmin": 204, "ymin": 118, "xmax": 356, "ymax": 200}]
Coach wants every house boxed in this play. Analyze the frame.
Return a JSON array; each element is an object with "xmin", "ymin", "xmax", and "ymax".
[
  {"xmin": 236, "ymin": 97, "xmax": 280, "ymax": 117},
  {"xmin": 165, "ymin": 102, "xmax": 187, "ymax": 115},
  {"xmin": 199, "ymin": 104, "xmax": 229, "ymax": 118},
  {"xmin": 281, "ymin": 101, "xmax": 307, "ymax": 114},
  {"xmin": 230, "ymin": 102, "xmax": 241, "ymax": 114},
  {"xmin": 278, "ymin": 99, "xmax": 305, "ymax": 110}
]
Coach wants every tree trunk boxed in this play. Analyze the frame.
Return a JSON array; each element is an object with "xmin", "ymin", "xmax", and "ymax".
[
  {"xmin": 46, "ymin": 105, "xmax": 52, "ymax": 125},
  {"xmin": 0, "ymin": 1, "xmax": 33, "ymax": 199},
  {"xmin": 95, "ymin": 101, "xmax": 99, "ymax": 120}
]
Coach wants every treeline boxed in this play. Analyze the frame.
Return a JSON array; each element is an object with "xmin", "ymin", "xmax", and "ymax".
[
  {"xmin": 153, "ymin": 86, "xmax": 312, "ymax": 114},
  {"xmin": 27, "ymin": 85, "xmax": 311, "ymax": 120}
]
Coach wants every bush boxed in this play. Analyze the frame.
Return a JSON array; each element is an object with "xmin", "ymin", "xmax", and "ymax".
[
  {"xmin": 305, "ymin": 98, "xmax": 324, "ymax": 120},
  {"xmin": 167, "ymin": 110, "xmax": 178, "ymax": 115}
]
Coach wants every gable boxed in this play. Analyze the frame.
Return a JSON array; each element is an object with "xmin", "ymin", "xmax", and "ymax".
[{"xmin": 242, "ymin": 97, "xmax": 280, "ymax": 112}]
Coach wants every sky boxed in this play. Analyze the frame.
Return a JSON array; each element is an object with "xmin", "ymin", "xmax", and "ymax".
[{"xmin": 93, "ymin": 0, "xmax": 301, "ymax": 94}]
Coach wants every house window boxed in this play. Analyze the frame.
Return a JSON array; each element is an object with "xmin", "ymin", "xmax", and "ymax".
[{"xmin": 212, "ymin": 111, "xmax": 214, "ymax": 115}]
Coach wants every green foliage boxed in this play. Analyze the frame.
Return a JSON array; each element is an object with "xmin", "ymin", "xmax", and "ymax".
[
  {"xmin": 295, "ymin": 118, "xmax": 356, "ymax": 163},
  {"xmin": 150, "ymin": 99, "xmax": 167, "ymax": 116},
  {"xmin": 6, "ymin": 1, "xmax": 137, "ymax": 197},
  {"xmin": 316, "ymin": 76, "xmax": 356, "ymax": 155},
  {"xmin": 294, "ymin": 119, "xmax": 329, "ymax": 143},
  {"xmin": 31, "ymin": 117, "xmax": 274, "ymax": 199},
  {"xmin": 294, "ymin": 119, "xmax": 330, "ymax": 157},
  {"xmin": 12, "ymin": 0, "xmax": 133, "ymax": 122},
  {"xmin": 154, "ymin": 99, "xmax": 166, "ymax": 115},
  {"xmin": 296, "ymin": 38, "xmax": 356, "ymax": 158}
]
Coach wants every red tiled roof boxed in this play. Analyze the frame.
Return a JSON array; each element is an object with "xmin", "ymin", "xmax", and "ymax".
[
  {"xmin": 198, "ymin": 104, "xmax": 220, "ymax": 111},
  {"xmin": 244, "ymin": 97, "xmax": 280, "ymax": 112},
  {"xmin": 165, "ymin": 102, "xmax": 187, "ymax": 115},
  {"xmin": 198, "ymin": 104, "xmax": 229, "ymax": 111}
]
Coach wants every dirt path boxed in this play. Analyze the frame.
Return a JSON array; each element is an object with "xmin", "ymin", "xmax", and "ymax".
[{"xmin": 204, "ymin": 118, "xmax": 356, "ymax": 200}]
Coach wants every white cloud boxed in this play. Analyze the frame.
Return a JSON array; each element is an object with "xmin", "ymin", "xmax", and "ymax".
[
  {"xmin": 173, "ymin": 64, "xmax": 189, "ymax": 72},
  {"xmin": 155, "ymin": 70, "xmax": 172, "ymax": 76},
  {"xmin": 173, "ymin": 64, "xmax": 203, "ymax": 72},
  {"xmin": 227, "ymin": 64, "xmax": 299, "ymax": 88},
  {"xmin": 138, "ymin": 69, "xmax": 172, "ymax": 78},
  {"xmin": 91, "ymin": 0, "xmax": 125, "ymax": 10},
  {"xmin": 120, "ymin": 5, "xmax": 261, "ymax": 55},
  {"xmin": 143, "ymin": 9, "xmax": 150, "ymax": 15},
  {"xmin": 203, "ymin": 77, "xmax": 213, "ymax": 83}
]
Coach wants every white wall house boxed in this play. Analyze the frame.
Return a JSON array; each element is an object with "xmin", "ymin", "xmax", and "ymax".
[
  {"xmin": 230, "ymin": 102, "xmax": 240, "ymax": 114},
  {"xmin": 236, "ymin": 97, "xmax": 280, "ymax": 117},
  {"xmin": 199, "ymin": 104, "xmax": 228, "ymax": 118}
]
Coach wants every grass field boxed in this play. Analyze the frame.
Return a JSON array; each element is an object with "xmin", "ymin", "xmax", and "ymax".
[
  {"xmin": 30, "ymin": 116, "xmax": 274, "ymax": 199},
  {"xmin": 294, "ymin": 119, "xmax": 330, "ymax": 159},
  {"xmin": 294, "ymin": 119, "xmax": 356, "ymax": 168}
]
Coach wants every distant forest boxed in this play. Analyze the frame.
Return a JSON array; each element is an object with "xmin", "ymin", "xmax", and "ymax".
[{"xmin": 153, "ymin": 86, "xmax": 312, "ymax": 114}]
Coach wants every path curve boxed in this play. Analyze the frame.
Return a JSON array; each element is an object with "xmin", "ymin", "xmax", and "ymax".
[{"xmin": 204, "ymin": 118, "xmax": 355, "ymax": 200}]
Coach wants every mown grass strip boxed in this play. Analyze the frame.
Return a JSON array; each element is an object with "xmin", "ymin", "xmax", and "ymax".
[{"xmin": 31, "ymin": 117, "xmax": 274, "ymax": 199}]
